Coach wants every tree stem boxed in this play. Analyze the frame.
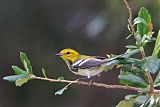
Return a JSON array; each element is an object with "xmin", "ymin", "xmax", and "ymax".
[{"xmin": 146, "ymin": 72, "xmax": 154, "ymax": 94}]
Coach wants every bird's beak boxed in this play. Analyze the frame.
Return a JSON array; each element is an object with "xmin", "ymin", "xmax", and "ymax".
[{"xmin": 56, "ymin": 53, "xmax": 63, "ymax": 56}]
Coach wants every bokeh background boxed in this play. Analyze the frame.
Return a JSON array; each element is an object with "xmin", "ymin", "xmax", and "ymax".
[{"xmin": 0, "ymin": 0, "xmax": 160, "ymax": 107}]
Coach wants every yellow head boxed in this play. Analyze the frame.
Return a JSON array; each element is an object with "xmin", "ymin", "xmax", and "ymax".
[{"xmin": 56, "ymin": 48, "xmax": 80, "ymax": 63}]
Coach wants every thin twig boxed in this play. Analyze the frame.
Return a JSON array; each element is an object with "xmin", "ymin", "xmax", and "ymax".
[
  {"xmin": 123, "ymin": 0, "xmax": 135, "ymax": 35},
  {"xmin": 30, "ymin": 75, "xmax": 160, "ymax": 94}
]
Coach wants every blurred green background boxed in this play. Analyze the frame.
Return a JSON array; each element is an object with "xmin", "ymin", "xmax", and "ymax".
[{"xmin": 0, "ymin": 0, "xmax": 160, "ymax": 107}]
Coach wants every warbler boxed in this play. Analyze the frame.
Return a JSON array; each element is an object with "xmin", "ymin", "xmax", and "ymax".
[{"xmin": 56, "ymin": 48, "xmax": 119, "ymax": 78}]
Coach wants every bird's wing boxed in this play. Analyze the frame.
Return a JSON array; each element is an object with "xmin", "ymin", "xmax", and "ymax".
[{"xmin": 72, "ymin": 58, "xmax": 103, "ymax": 69}]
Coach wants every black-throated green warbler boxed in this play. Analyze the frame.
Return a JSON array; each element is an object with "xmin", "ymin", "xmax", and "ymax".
[{"xmin": 56, "ymin": 48, "xmax": 119, "ymax": 78}]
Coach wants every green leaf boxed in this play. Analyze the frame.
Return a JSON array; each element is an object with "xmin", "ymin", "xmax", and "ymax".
[
  {"xmin": 126, "ymin": 34, "xmax": 133, "ymax": 39},
  {"xmin": 154, "ymin": 96, "xmax": 160, "ymax": 106},
  {"xmin": 134, "ymin": 17, "xmax": 148, "ymax": 26},
  {"xmin": 120, "ymin": 64, "xmax": 143, "ymax": 76},
  {"xmin": 42, "ymin": 67, "xmax": 47, "ymax": 78},
  {"xmin": 55, "ymin": 86, "xmax": 68, "ymax": 95},
  {"xmin": 118, "ymin": 74, "xmax": 148, "ymax": 88},
  {"xmin": 135, "ymin": 95, "xmax": 147, "ymax": 104},
  {"xmin": 135, "ymin": 34, "xmax": 142, "ymax": 42},
  {"xmin": 134, "ymin": 95, "xmax": 160, "ymax": 107},
  {"xmin": 137, "ymin": 7, "xmax": 152, "ymax": 37},
  {"xmin": 154, "ymin": 83, "xmax": 160, "ymax": 87},
  {"xmin": 57, "ymin": 77, "xmax": 64, "ymax": 80},
  {"xmin": 141, "ymin": 34, "xmax": 149, "ymax": 43},
  {"xmin": 138, "ymin": 87, "xmax": 148, "ymax": 93},
  {"xmin": 23, "ymin": 60, "xmax": 29, "ymax": 74},
  {"xmin": 116, "ymin": 98, "xmax": 135, "ymax": 107},
  {"xmin": 141, "ymin": 95, "xmax": 156, "ymax": 107},
  {"xmin": 125, "ymin": 95, "xmax": 137, "ymax": 100},
  {"xmin": 141, "ymin": 56, "xmax": 160, "ymax": 74},
  {"xmin": 15, "ymin": 78, "xmax": 30, "ymax": 86},
  {"xmin": 20, "ymin": 52, "xmax": 32, "ymax": 74},
  {"xmin": 148, "ymin": 96, "xmax": 155, "ymax": 107},
  {"xmin": 125, "ymin": 45, "xmax": 138, "ymax": 49},
  {"xmin": 122, "ymin": 49, "xmax": 140, "ymax": 59},
  {"xmin": 12, "ymin": 66, "xmax": 27, "ymax": 75},
  {"xmin": 3, "ymin": 74, "xmax": 28, "ymax": 82},
  {"xmin": 152, "ymin": 30, "xmax": 160, "ymax": 58},
  {"xmin": 141, "ymin": 34, "xmax": 156, "ymax": 46},
  {"xmin": 55, "ymin": 83, "xmax": 71, "ymax": 95}
]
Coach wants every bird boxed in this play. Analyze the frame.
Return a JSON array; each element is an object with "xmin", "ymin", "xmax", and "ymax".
[{"xmin": 56, "ymin": 48, "xmax": 119, "ymax": 78}]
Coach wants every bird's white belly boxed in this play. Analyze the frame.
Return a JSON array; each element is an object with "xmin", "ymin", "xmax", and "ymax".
[{"xmin": 77, "ymin": 68, "xmax": 104, "ymax": 78}]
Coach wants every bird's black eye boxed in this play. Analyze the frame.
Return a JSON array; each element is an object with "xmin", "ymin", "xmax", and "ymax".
[{"xmin": 66, "ymin": 52, "xmax": 71, "ymax": 54}]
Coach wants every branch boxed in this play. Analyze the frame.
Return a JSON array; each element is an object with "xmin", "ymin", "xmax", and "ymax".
[{"xmin": 30, "ymin": 75, "xmax": 160, "ymax": 94}]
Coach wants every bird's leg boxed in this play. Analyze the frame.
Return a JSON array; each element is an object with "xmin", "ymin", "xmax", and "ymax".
[
  {"xmin": 76, "ymin": 74, "xmax": 101, "ymax": 86},
  {"xmin": 89, "ymin": 74, "xmax": 101, "ymax": 85}
]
